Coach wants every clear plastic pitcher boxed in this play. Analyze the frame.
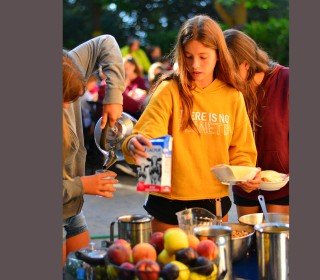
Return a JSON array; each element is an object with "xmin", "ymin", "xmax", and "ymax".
[{"xmin": 176, "ymin": 207, "xmax": 217, "ymax": 235}]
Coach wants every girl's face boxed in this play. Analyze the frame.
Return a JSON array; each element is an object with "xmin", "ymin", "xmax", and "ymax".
[
  {"xmin": 184, "ymin": 40, "xmax": 218, "ymax": 88},
  {"xmin": 124, "ymin": 61, "xmax": 135, "ymax": 77}
]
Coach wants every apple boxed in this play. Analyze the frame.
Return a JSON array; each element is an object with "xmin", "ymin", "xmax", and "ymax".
[
  {"xmin": 119, "ymin": 262, "xmax": 136, "ymax": 280},
  {"xmin": 175, "ymin": 247, "xmax": 199, "ymax": 265},
  {"xmin": 164, "ymin": 228, "xmax": 189, "ymax": 255},
  {"xmin": 106, "ymin": 243, "xmax": 131, "ymax": 265},
  {"xmin": 135, "ymin": 259, "xmax": 160, "ymax": 280},
  {"xmin": 150, "ymin": 231, "xmax": 164, "ymax": 254},
  {"xmin": 157, "ymin": 249, "xmax": 176, "ymax": 265},
  {"xmin": 187, "ymin": 234, "xmax": 200, "ymax": 250},
  {"xmin": 196, "ymin": 239, "xmax": 218, "ymax": 261},
  {"xmin": 132, "ymin": 242, "xmax": 157, "ymax": 263}
]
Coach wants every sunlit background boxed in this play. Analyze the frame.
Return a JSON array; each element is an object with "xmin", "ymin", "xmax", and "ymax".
[{"xmin": 63, "ymin": 0, "xmax": 289, "ymax": 66}]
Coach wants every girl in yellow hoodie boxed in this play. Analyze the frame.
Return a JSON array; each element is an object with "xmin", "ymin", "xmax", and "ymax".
[{"xmin": 122, "ymin": 15, "xmax": 260, "ymax": 232}]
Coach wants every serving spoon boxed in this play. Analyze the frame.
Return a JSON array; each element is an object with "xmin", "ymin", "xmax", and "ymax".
[{"xmin": 258, "ymin": 194, "xmax": 270, "ymax": 223}]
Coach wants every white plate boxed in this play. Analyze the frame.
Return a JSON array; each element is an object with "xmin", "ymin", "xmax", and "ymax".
[
  {"xmin": 259, "ymin": 173, "xmax": 289, "ymax": 191},
  {"xmin": 211, "ymin": 164, "xmax": 260, "ymax": 184}
]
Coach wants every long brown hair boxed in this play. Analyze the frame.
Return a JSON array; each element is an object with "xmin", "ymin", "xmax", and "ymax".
[
  {"xmin": 151, "ymin": 15, "xmax": 240, "ymax": 132},
  {"xmin": 223, "ymin": 29, "xmax": 276, "ymax": 127},
  {"xmin": 62, "ymin": 55, "xmax": 85, "ymax": 179}
]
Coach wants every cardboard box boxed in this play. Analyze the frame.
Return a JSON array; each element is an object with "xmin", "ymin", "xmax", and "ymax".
[{"xmin": 136, "ymin": 135, "xmax": 172, "ymax": 192}]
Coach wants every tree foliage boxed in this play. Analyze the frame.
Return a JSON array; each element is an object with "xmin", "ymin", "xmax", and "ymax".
[{"xmin": 63, "ymin": 0, "xmax": 289, "ymax": 65}]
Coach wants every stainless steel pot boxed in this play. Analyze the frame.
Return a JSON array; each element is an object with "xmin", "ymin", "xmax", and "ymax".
[
  {"xmin": 238, "ymin": 213, "xmax": 289, "ymax": 226},
  {"xmin": 94, "ymin": 112, "xmax": 137, "ymax": 169},
  {"xmin": 255, "ymin": 222, "xmax": 289, "ymax": 280},
  {"xmin": 194, "ymin": 225, "xmax": 233, "ymax": 280},
  {"xmin": 110, "ymin": 214, "xmax": 153, "ymax": 247}
]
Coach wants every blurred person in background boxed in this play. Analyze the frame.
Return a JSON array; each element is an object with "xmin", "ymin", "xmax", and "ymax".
[
  {"xmin": 146, "ymin": 45, "xmax": 163, "ymax": 64},
  {"xmin": 122, "ymin": 56, "xmax": 148, "ymax": 120},
  {"xmin": 121, "ymin": 37, "xmax": 151, "ymax": 75},
  {"xmin": 148, "ymin": 61, "xmax": 166, "ymax": 87},
  {"xmin": 224, "ymin": 29, "xmax": 289, "ymax": 217}
]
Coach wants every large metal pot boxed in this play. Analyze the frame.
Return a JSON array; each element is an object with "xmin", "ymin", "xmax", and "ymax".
[
  {"xmin": 222, "ymin": 222, "xmax": 254, "ymax": 263},
  {"xmin": 238, "ymin": 212, "xmax": 289, "ymax": 226}
]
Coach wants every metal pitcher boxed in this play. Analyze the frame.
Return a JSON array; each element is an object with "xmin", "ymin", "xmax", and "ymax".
[
  {"xmin": 109, "ymin": 214, "xmax": 153, "ymax": 246},
  {"xmin": 255, "ymin": 222, "xmax": 289, "ymax": 280},
  {"xmin": 94, "ymin": 112, "xmax": 137, "ymax": 169},
  {"xmin": 194, "ymin": 225, "xmax": 233, "ymax": 280}
]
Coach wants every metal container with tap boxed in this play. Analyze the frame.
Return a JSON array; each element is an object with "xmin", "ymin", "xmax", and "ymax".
[{"xmin": 94, "ymin": 112, "xmax": 137, "ymax": 169}]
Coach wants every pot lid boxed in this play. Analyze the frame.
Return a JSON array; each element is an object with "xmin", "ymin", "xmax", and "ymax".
[
  {"xmin": 118, "ymin": 214, "xmax": 153, "ymax": 223},
  {"xmin": 74, "ymin": 242, "xmax": 107, "ymax": 266}
]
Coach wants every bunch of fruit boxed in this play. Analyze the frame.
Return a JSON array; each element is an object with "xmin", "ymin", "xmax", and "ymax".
[{"xmin": 105, "ymin": 228, "xmax": 219, "ymax": 280}]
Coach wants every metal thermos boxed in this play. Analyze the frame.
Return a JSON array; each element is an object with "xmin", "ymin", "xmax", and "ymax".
[
  {"xmin": 110, "ymin": 214, "xmax": 153, "ymax": 246},
  {"xmin": 194, "ymin": 225, "xmax": 233, "ymax": 280},
  {"xmin": 255, "ymin": 222, "xmax": 289, "ymax": 280}
]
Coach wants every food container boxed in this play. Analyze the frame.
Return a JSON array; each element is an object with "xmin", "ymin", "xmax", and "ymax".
[
  {"xmin": 238, "ymin": 213, "xmax": 289, "ymax": 226},
  {"xmin": 211, "ymin": 164, "xmax": 260, "ymax": 185},
  {"xmin": 238, "ymin": 212, "xmax": 289, "ymax": 254},
  {"xmin": 194, "ymin": 225, "xmax": 233, "ymax": 280},
  {"xmin": 222, "ymin": 222, "xmax": 255, "ymax": 263},
  {"xmin": 255, "ymin": 222, "xmax": 289, "ymax": 280},
  {"xmin": 110, "ymin": 214, "xmax": 153, "ymax": 246},
  {"xmin": 259, "ymin": 170, "xmax": 289, "ymax": 191}
]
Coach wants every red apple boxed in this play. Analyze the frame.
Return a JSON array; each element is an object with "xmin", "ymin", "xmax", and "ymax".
[
  {"xmin": 196, "ymin": 239, "xmax": 218, "ymax": 261},
  {"xmin": 132, "ymin": 242, "xmax": 157, "ymax": 263},
  {"xmin": 150, "ymin": 231, "xmax": 164, "ymax": 254},
  {"xmin": 136, "ymin": 259, "xmax": 160, "ymax": 280},
  {"xmin": 106, "ymin": 243, "xmax": 131, "ymax": 265}
]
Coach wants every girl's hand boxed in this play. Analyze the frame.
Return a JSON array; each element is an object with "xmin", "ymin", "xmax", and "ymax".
[
  {"xmin": 127, "ymin": 134, "xmax": 152, "ymax": 164},
  {"xmin": 238, "ymin": 171, "xmax": 262, "ymax": 193},
  {"xmin": 81, "ymin": 171, "xmax": 118, "ymax": 198}
]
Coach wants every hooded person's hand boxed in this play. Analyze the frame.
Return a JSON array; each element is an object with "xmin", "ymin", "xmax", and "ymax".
[{"xmin": 100, "ymin": 104, "xmax": 123, "ymax": 129}]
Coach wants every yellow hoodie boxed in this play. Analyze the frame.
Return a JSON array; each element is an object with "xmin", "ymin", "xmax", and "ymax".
[{"xmin": 122, "ymin": 79, "xmax": 257, "ymax": 200}]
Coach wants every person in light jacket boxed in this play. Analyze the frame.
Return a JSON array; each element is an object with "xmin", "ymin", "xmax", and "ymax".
[{"xmin": 62, "ymin": 34, "xmax": 125, "ymax": 264}]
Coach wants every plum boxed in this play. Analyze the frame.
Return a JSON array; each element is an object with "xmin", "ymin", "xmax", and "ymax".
[
  {"xmin": 160, "ymin": 262, "xmax": 180, "ymax": 280},
  {"xmin": 190, "ymin": 256, "xmax": 213, "ymax": 276},
  {"xmin": 175, "ymin": 247, "xmax": 199, "ymax": 265}
]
